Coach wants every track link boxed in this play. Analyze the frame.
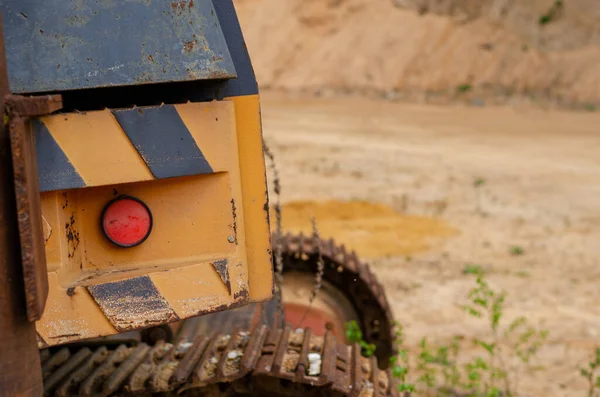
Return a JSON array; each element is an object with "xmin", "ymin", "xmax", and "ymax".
[
  {"xmin": 279, "ymin": 232, "xmax": 396, "ymax": 365},
  {"xmin": 40, "ymin": 324, "xmax": 399, "ymax": 397}
]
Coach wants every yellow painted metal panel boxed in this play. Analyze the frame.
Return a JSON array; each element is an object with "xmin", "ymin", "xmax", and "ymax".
[
  {"xmin": 41, "ymin": 110, "xmax": 154, "ymax": 186},
  {"xmin": 40, "ymin": 193, "xmax": 62, "ymax": 273},
  {"xmin": 36, "ymin": 97, "xmax": 271, "ymax": 346},
  {"xmin": 150, "ymin": 262, "xmax": 232, "ymax": 318},
  {"xmin": 226, "ymin": 94, "xmax": 273, "ymax": 302},
  {"xmin": 175, "ymin": 101, "xmax": 236, "ymax": 172},
  {"xmin": 36, "ymin": 273, "xmax": 117, "ymax": 347}
]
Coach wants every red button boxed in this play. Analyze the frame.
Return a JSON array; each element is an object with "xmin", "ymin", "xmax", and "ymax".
[{"xmin": 102, "ymin": 196, "xmax": 152, "ymax": 248}]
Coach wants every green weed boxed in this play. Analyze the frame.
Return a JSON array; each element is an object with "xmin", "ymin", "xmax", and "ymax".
[
  {"xmin": 509, "ymin": 246, "xmax": 525, "ymax": 256},
  {"xmin": 539, "ymin": 0, "xmax": 564, "ymax": 25},
  {"xmin": 464, "ymin": 264, "xmax": 485, "ymax": 275},
  {"xmin": 344, "ymin": 320, "xmax": 377, "ymax": 357},
  {"xmin": 473, "ymin": 178, "xmax": 486, "ymax": 187},
  {"xmin": 349, "ymin": 269, "xmax": 549, "ymax": 396},
  {"xmin": 474, "ymin": 177, "xmax": 486, "ymax": 214},
  {"xmin": 391, "ymin": 322, "xmax": 417, "ymax": 393},
  {"xmin": 580, "ymin": 348, "xmax": 600, "ymax": 397},
  {"xmin": 458, "ymin": 84, "xmax": 473, "ymax": 94}
]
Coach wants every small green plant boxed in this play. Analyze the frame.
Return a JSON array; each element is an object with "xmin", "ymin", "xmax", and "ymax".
[
  {"xmin": 584, "ymin": 103, "xmax": 597, "ymax": 112},
  {"xmin": 458, "ymin": 84, "xmax": 473, "ymax": 94},
  {"xmin": 473, "ymin": 178, "xmax": 486, "ymax": 187},
  {"xmin": 474, "ymin": 177, "xmax": 486, "ymax": 214},
  {"xmin": 509, "ymin": 246, "xmax": 525, "ymax": 256},
  {"xmin": 464, "ymin": 263, "xmax": 485, "ymax": 275},
  {"xmin": 390, "ymin": 322, "xmax": 416, "ymax": 393},
  {"xmin": 462, "ymin": 270, "xmax": 548, "ymax": 397},
  {"xmin": 580, "ymin": 348, "xmax": 600, "ymax": 397},
  {"xmin": 539, "ymin": 0, "xmax": 563, "ymax": 25},
  {"xmin": 357, "ymin": 269, "xmax": 549, "ymax": 397},
  {"xmin": 344, "ymin": 320, "xmax": 376, "ymax": 357},
  {"xmin": 462, "ymin": 271, "xmax": 509, "ymax": 396}
]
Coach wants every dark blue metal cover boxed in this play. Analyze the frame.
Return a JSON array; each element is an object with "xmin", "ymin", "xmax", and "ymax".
[{"xmin": 0, "ymin": 0, "xmax": 237, "ymax": 94}]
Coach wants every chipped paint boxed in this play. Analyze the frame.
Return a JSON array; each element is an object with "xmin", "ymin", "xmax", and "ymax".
[
  {"xmin": 230, "ymin": 198, "xmax": 238, "ymax": 244},
  {"xmin": 85, "ymin": 63, "xmax": 124, "ymax": 78},
  {"xmin": 87, "ymin": 276, "xmax": 180, "ymax": 332},
  {"xmin": 65, "ymin": 213, "xmax": 79, "ymax": 259},
  {"xmin": 212, "ymin": 259, "xmax": 231, "ymax": 295},
  {"xmin": 42, "ymin": 214, "xmax": 52, "ymax": 244},
  {"xmin": 0, "ymin": 0, "xmax": 236, "ymax": 93}
]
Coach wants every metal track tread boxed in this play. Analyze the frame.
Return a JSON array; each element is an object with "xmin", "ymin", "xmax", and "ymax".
[
  {"xmin": 279, "ymin": 233, "xmax": 396, "ymax": 365},
  {"xmin": 40, "ymin": 325, "xmax": 399, "ymax": 397}
]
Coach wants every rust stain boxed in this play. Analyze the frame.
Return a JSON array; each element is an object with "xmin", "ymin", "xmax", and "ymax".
[
  {"xmin": 65, "ymin": 214, "xmax": 79, "ymax": 258},
  {"xmin": 48, "ymin": 333, "xmax": 81, "ymax": 339},
  {"xmin": 233, "ymin": 289, "xmax": 249, "ymax": 300},
  {"xmin": 62, "ymin": 192, "xmax": 68, "ymax": 209},
  {"xmin": 188, "ymin": 0, "xmax": 194, "ymax": 8},
  {"xmin": 230, "ymin": 198, "xmax": 238, "ymax": 244},
  {"xmin": 183, "ymin": 39, "xmax": 197, "ymax": 53},
  {"xmin": 36, "ymin": 333, "xmax": 48, "ymax": 349},
  {"xmin": 171, "ymin": 1, "xmax": 186, "ymax": 15},
  {"xmin": 194, "ymin": 298, "xmax": 248, "ymax": 317}
]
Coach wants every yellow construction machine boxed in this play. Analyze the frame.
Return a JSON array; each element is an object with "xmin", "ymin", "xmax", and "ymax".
[{"xmin": 0, "ymin": 1, "xmax": 396, "ymax": 396}]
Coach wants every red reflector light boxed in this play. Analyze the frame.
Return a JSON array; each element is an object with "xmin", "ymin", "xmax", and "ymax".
[{"xmin": 101, "ymin": 196, "xmax": 152, "ymax": 248}]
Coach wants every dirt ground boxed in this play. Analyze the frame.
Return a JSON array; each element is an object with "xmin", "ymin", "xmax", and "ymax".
[
  {"xmin": 235, "ymin": 0, "xmax": 600, "ymax": 107},
  {"xmin": 261, "ymin": 91, "xmax": 600, "ymax": 396}
]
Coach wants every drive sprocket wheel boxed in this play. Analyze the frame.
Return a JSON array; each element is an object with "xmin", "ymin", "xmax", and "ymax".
[{"xmin": 277, "ymin": 233, "xmax": 395, "ymax": 366}]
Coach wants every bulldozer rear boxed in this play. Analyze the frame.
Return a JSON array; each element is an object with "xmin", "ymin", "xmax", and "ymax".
[{"xmin": 0, "ymin": 0, "xmax": 398, "ymax": 395}]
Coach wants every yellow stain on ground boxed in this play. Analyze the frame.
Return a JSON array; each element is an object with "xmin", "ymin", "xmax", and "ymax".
[{"xmin": 276, "ymin": 200, "xmax": 457, "ymax": 258}]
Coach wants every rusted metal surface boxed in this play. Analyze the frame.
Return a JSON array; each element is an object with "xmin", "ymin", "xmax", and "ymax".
[
  {"xmin": 6, "ymin": 94, "xmax": 62, "ymax": 116},
  {"xmin": 279, "ymin": 232, "xmax": 396, "ymax": 366},
  {"xmin": 87, "ymin": 276, "xmax": 180, "ymax": 332},
  {"xmin": 40, "ymin": 323, "xmax": 399, "ymax": 397},
  {"xmin": 7, "ymin": 94, "xmax": 62, "ymax": 321},
  {"xmin": 0, "ymin": 0, "xmax": 237, "ymax": 94},
  {"xmin": 0, "ymin": 11, "xmax": 44, "ymax": 396}
]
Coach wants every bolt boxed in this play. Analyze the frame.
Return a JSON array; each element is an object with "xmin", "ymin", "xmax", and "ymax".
[{"xmin": 227, "ymin": 235, "xmax": 235, "ymax": 243}]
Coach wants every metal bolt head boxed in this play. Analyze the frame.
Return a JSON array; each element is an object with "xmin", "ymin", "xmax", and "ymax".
[{"xmin": 227, "ymin": 235, "xmax": 235, "ymax": 243}]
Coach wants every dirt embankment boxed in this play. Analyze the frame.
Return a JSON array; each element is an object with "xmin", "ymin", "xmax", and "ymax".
[{"xmin": 235, "ymin": 0, "xmax": 600, "ymax": 108}]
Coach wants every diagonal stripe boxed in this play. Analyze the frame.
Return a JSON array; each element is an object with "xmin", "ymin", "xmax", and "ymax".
[
  {"xmin": 34, "ymin": 119, "xmax": 86, "ymax": 192},
  {"xmin": 43, "ymin": 109, "xmax": 154, "ymax": 187},
  {"xmin": 174, "ymin": 101, "xmax": 235, "ymax": 172},
  {"xmin": 87, "ymin": 275, "xmax": 179, "ymax": 332},
  {"xmin": 111, "ymin": 106, "xmax": 214, "ymax": 179}
]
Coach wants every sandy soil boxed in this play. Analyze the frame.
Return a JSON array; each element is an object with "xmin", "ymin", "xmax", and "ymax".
[
  {"xmin": 261, "ymin": 91, "xmax": 600, "ymax": 396},
  {"xmin": 235, "ymin": 0, "xmax": 600, "ymax": 107}
]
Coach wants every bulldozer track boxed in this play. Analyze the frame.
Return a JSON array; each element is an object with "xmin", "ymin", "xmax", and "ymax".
[
  {"xmin": 40, "ymin": 323, "xmax": 399, "ymax": 397},
  {"xmin": 279, "ymin": 233, "xmax": 396, "ymax": 365}
]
